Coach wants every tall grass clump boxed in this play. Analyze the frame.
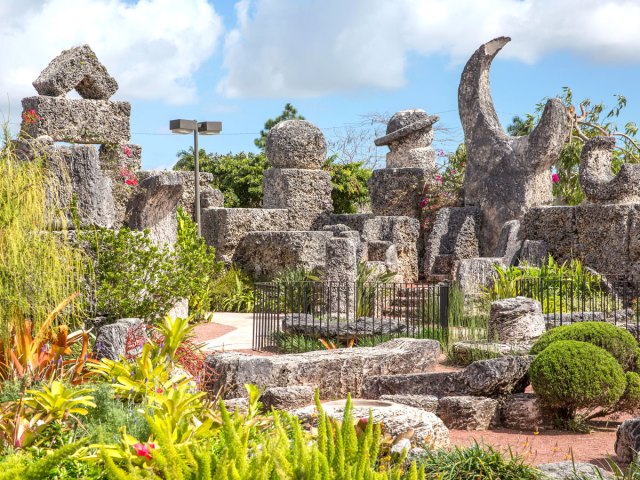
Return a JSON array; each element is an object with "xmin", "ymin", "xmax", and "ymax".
[{"xmin": 0, "ymin": 129, "xmax": 89, "ymax": 337}]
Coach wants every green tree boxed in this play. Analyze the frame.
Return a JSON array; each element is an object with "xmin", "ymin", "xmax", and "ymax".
[
  {"xmin": 254, "ymin": 103, "xmax": 304, "ymax": 150},
  {"xmin": 323, "ymin": 155, "xmax": 371, "ymax": 214},
  {"xmin": 174, "ymin": 148, "xmax": 269, "ymax": 208},
  {"xmin": 507, "ymin": 87, "xmax": 639, "ymax": 205}
]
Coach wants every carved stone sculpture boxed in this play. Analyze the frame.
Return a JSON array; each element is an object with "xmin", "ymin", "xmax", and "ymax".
[
  {"xmin": 459, "ymin": 37, "xmax": 570, "ymax": 255},
  {"xmin": 579, "ymin": 136, "xmax": 640, "ymax": 204}
]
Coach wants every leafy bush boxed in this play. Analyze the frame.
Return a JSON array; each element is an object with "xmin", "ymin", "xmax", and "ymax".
[
  {"xmin": 209, "ymin": 266, "xmax": 255, "ymax": 313},
  {"xmin": 323, "ymin": 156, "xmax": 371, "ymax": 214},
  {"xmin": 530, "ymin": 340, "xmax": 626, "ymax": 419},
  {"xmin": 418, "ymin": 443, "xmax": 540, "ymax": 480},
  {"xmin": 530, "ymin": 322, "xmax": 639, "ymax": 372},
  {"xmin": 84, "ymin": 215, "xmax": 220, "ymax": 321}
]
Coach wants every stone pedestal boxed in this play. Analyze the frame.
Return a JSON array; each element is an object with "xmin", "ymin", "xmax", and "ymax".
[
  {"xmin": 368, "ymin": 168, "xmax": 435, "ymax": 218},
  {"xmin": 262, "ymin": 168, "xmax": 333, "ymax": 230}
]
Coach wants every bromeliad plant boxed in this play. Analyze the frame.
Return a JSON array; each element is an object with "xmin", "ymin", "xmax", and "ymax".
[{"xmin": 0, "ymin": 293, "xmax": 92, "ymax": 385}]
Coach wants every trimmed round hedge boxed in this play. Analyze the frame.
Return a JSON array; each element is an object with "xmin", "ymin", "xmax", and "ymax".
[
  {"xmin": 530, "ymin": 340, "xmax": 626, "ymax": 415},
  {"xmin": 530, "ymin": 322, "xmax": 639, "ymax": 371}
]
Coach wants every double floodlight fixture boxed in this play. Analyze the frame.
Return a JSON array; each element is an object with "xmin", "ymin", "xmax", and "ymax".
[
  {"xmin": 169, "ymin": 118, "xmax": 223, "ymax": 237},
  {"xmin": 169, "ymin": 119, "xmax": 222, "ymax": 135}
]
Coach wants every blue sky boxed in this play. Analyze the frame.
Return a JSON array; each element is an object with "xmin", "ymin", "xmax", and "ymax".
[{"xmin": 2, "ymin": 0, "xmax": 640, "ymax": 170}]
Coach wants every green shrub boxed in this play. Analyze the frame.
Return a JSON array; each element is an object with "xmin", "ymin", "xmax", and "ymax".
[
  {"xmin": 617, "ymin": 371, "xmax": 640, "ymax": 414},
  {"xmin": 530, "ymin": 322, "xmax": 639, "ymax": 371},
  {"xmin": 418, "ymin": 443, "xmax": 540, "ymax": 480},
  {"xmin": 208, "ymin": 266, "xmax": 254, "ymax": 313},
  {"xmin": 530, "ymin": 340, "xmax": 626, "ymax": 419},
  {"xmin": 83, "ymin": 214, "xmax": 221, "ymax": 321}
]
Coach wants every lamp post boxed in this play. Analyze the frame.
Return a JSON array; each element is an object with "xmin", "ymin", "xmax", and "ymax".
[{"xmin": 169, "ymin": 119, "xmax": 222, "ymax": 236}]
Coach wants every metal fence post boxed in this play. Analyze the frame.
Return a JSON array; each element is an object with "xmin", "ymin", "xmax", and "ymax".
[{"xmin": 439, "ymin": 283, "xmax": 450, "ymax": 346}]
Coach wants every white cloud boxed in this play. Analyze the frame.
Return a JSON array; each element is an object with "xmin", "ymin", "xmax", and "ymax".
[
  {"xmin": 0, "ymin": 0, "xmax": 223, "ymax": 108},
  {"xmin": 218, "ymin": 0, "xmax": 640, "ymax": 98}
]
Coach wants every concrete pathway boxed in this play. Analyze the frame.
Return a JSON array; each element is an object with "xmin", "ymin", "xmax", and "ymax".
[{"xmin": 195, "ymin": 312, "xmax": 254, "ymax": 352}]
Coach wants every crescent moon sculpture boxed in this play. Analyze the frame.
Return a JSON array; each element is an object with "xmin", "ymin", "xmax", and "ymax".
[{"xmin": 458, "ymin": 37, "xmax": 570, "ymax": 256}]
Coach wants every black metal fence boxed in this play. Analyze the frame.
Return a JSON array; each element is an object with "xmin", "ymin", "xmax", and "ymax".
[
  {"xmin": 253, "ymin": 281, "xmax": 450, "ymax": 353},
  {"xmin": 515, "ymin": 275, "xmax": 640, "ymax": 337}
]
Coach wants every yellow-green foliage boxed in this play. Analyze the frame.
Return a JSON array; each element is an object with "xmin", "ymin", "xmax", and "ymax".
[{"xmin": 0, "ymin": 131, "xmax": 89, "ymax": 336}]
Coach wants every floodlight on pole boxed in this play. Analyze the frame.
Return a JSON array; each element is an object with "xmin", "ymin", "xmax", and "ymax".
[{"xmin": 170, "ymin": 118, "xmax": 222, "ymax": 236}]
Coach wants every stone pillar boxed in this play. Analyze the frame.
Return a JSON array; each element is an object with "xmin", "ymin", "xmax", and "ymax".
[
  {"xmin": 263, "ymin": 120, "xmax": 333, "ymax": 230},
  {"xmin": 323, "ymin": 236, "xmax": 357, "ymax": 320}
]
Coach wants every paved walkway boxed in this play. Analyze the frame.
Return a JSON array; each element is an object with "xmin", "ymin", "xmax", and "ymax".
[{"xmin": 194, "ymin": 312, "xmax": 254, "ymax": 352}]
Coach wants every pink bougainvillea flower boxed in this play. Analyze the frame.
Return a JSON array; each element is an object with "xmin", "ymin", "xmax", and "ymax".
[
  {"xmin": 125, "ymin": 178, "xmax": 139, "ymax": 187},
  {"xmin": 435, "ymin": 175, "xmax": 442, "ymax": 183},
  {"xmin": 133, "ymin": 443, "xmax": 153, "ymax": 460},
  {"xmin": 419, "ymin": 197, "xmax": 429, "ymax": 208},
  {"xmin": 123, "ymin": 145, "xmax": 132, "ymax": 158},
  {"xmin": 552, "ymin": 173, "xmax": 560, "ymax": 183}
]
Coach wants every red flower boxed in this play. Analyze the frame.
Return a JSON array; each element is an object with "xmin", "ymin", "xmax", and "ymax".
[
  {"xmin": 123, "ymin": 145, "xmax": 132, "ymax": 158},
  {"xmin": 156, "ymin": 387, "xmax": 163, "ymax": 394},
  {"xmin": 552, "ymin": 173, "xmax": 560, "ymax": 184},
  {"xmin": 419, "ymin": 197, "xmax": 429, "ymax": 208},
  {"xmin": 22, "ymin": 109, "xmax": 41, "ymax": 125},
  {"xmin": 133, "ymin": 443, "xmax": 153, "ymax": 460},
  {"xmin": 125, "ymin": 178, "xmax": 139, "ymax": 187}
]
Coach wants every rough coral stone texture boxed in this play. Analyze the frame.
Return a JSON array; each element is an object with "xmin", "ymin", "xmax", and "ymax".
[
  {"xmin": 459, "ymin": 37, "xmax": 569, "ymax": 255},
  {"xmin": 21, "ymin": 96, "xmax": 130, "ymax": 144},
  {"xmin": 95, "ymin": 318, "xmax": 145, "ymax": 361},
  {"xmin": 500, "ymin": 393, "xmax": 554, "ymax": 431},
  {"xmin": 292, "ymin": 399, "xmax": 449, "ymax": 450},
  {"xmin": 148, "ymin": 171, "xmax": 221, "ymax": 220},
  {"xmin": 282, "ymin": 314, "xmax": 412, "ymax": 339},
  {"xmin": 126, "ymin": 172, "xmax": 184, "ymax": 246},
  {"xmin": 234, "ymin": 231, "xmax": 333, "ymax": 280},
  {"xmin": 266, "ymin": 120, "xmax": 327, "ymax": 169},
  {"xmin": 99, "ymin": 143, "xmax": 142, "ymax": 226},
  {"xmin": 489, "ymin": 297, "xmax": 546, "ymax": 344},
  {"xmin": 33, "ymin": 45, "xmax": 118, "ymax": 99},
  {"xmin": 261, "ymin": 386, "xmax": 315, "ymax": 411},
  {"xmin": 616, "ymin": 418, "xmax": 640, "ymax": 463},
  {"xmin": 537, "ymin": 461, "xmax": 614, "ymax": 479},
  {"xmin": 451, "ymin": 341, "xmax": 531, "ymax": 365},
  {"xmin": 579, "ymin": 136, "xmax": 640, "ymax": 204},
  {"xmin": 201, "ymin": 208, "xmax": 289, "ymax": 263},
  {"xmin": 47, "ymin": 144, "xmax": 115, "ymax": 228},
  {"xmin": 522, "ymin": 206, "xmax": 577, "ymax": 264},
  {"xmin": 423, "ymin": 206, "xmax": 481, "ymax": 280},
  {"xmin": 368, "ymin": 168, "xmax": 435, "ymax": 219},
  {"xmin": 378, "ymin": 394, "xmax": 439, "ymax": 413},
  {"xmin": 455, "ymin": 257, "xmax": 504, "ymax": 295},
  {"xmin": 205, "ymin": 338, "xmax": 440, "ymax": 399},
  {"xmin": 436, "ymin": 396, "xmax": 499, "ymax": 430},
  {"xmin": 362, "ymin": 355, "xmax": 531, "ymax": 399},
  {"xmin": 494, "ymin": 219, "xmax": 522, "ymax": 264},
  {"xmin": 323, "ymin": 237, "xmax": 357, "ymax": 317},
  {"xmin": 362, "ymin": 216, "xmax": 420, "ymax": 283},
  {"xmin": 262, "ymin": 168, "xmax": 333, "ymax": 230}
]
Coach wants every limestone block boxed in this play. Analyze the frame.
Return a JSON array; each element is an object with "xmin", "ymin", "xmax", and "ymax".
[
  {"xmin": 579, "ymin": 136, "xmax": 640, "ymax": 204},
  {"xmin": 282, "ymin": 314, "xmax": 412, "ymax": 339},
  {"xmin": 363, "ymin": 355, "xmax": 531, "ymax": 399},
  {"xmin": 519, "ymin": 240, "xmax": 549, "ymax": 266},
  {"xmin": 263, "ymin": 168, "xmax": 333, "ymax": 230},
  {"xmin": 538, "ymin": 462, "xmax": 614, "ymax": 479},
  {"xmin": 500, "ymin": 393, "xmax": 554, "ymax": 431},
  {"xmin": 455, "ymin": 257, "xmax": 504, "ymax": 295},
  {"xmin": 459, "ymin": 37, "xmax": 569, "ymax": 255},
  {"xmin": 32, "ymin": 44, "xmax": 118, "ymax": 99},
  {"xmin": 152, "ymin": 170, "xmax": 219, "ymax": 220},
  {"xmin": 292, "ymin": 399, "xmax": 449, "ymax": 450},
  {"xmin": 233, "ymin": 231, "xmax": 333, "ymax": 280},
  {"xmin": 575, "ymin": 203, "xmax": 632, "ymax": 276},
  {"xmin": 451, "ymin": 341, "xmax": 531, "ymax": 365},
  {"xmin": 494, "ymin": 220, "xmax": 522, "ymax": 265},
  {"xmin": 329, "ymin": 213, "xmax": 375, "ymax": 232},
  {"xmin": 261, "ymin": 386, "xmax": 315, "ymax": 411},
  {"xmin": 489, "ymin": 297, "xmax": 546, "ymax": 344},
  {"xmin": 95, "ymin": 318, "xmax": 145, "ymax": 361},
  {"xmin": 378, "ymin": 394, "xmax": 438, "ymax": 413},
  {"xmin": 99, "ymin": 143, "xmax": 142, "ymax": 226},
  {"xmin": 206, "ymin": 338, "xmax": 441, "ymax": 399},
  {"xmin": 436, "ymin": 396, "xmax": 499, "ymax": 430},
  {"xmin": 48, "ymin": 144, "xmax": 115, "ymax": 228},
  {"xmin": 201, "ymin": 208, "xmax": 289, "ymax": 263},
  {"xmin": 616, "ymin": 418, "xmax": 640, "ymax": 463},
  {"xmin": 266, "ymin": 120, "xmax": 326, "ymax": 169},
  {"xmin": 126, "ymin": 172, "xmax": 183, "ymax": 246},
  {"xmin": 368, "ymin": 168, "xmax": 434, "ymax": 218},
  {"xmin": 362, "ymin": 216, "xmax": 420, "ymax": 283},
  {"xmin": 21, "ymin": 96, "xmax": 131, "ymax": 144},
  {"xmin": 424, "ymin": 206, "xmax": 481, "ymax": 278},
  {"xmin": 522, "ymin": 206, "xmax": 576, "ymax": 263}
]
